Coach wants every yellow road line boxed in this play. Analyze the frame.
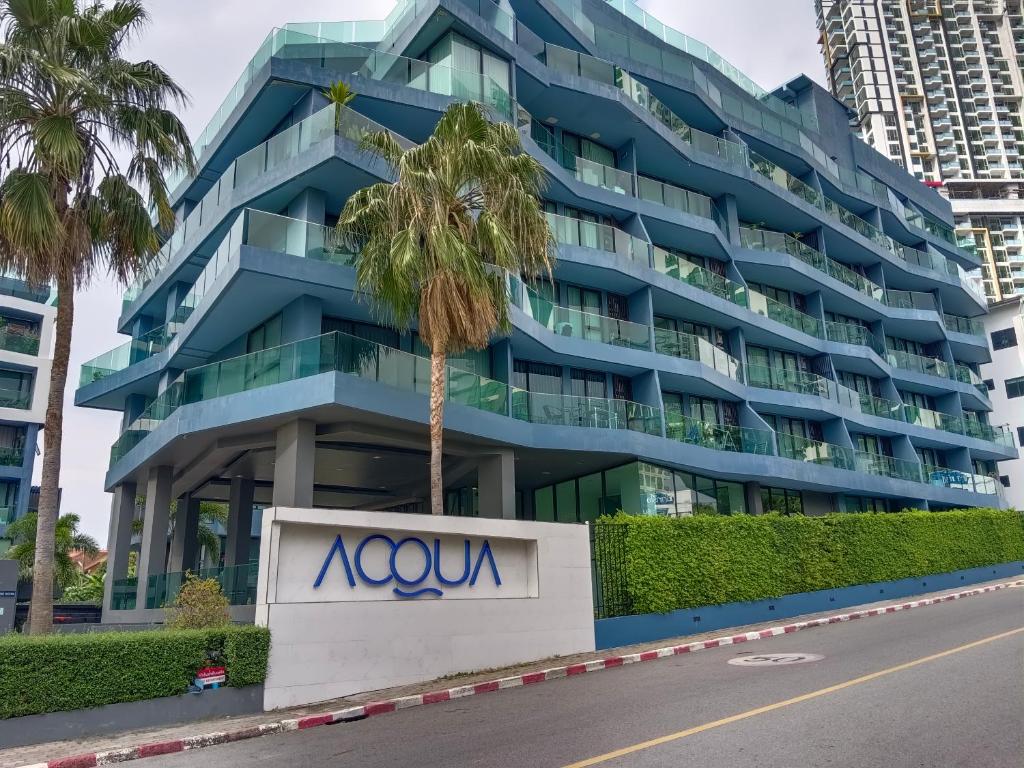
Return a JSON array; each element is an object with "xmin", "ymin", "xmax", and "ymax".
[{"xmin": 561, "ymin": 626, "xmax": 1024, "ymax": 768}]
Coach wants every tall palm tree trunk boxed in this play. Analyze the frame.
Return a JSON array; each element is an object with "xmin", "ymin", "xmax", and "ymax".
[
  {"xmin": 429, "ymin": 349, "xmax": 446, "ymax": 516},
  {"xmin": 28, "ymin": 273, "xmax": 74, "ymax": 635}
]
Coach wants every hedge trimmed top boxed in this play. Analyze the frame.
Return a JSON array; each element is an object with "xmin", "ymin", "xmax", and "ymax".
[{"xmin": 594, "ymin": 508, "xmax": 1024, "ymax": 615}]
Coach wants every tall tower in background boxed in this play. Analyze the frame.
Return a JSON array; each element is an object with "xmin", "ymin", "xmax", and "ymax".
[{"xmin": 816, "ymin": 0, "xmax": 1024, "ymax": 303}]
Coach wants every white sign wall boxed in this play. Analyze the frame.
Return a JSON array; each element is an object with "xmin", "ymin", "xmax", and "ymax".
[{"xmin": 256, "ymin": 508, "xmax": 594, "ymax": 710}]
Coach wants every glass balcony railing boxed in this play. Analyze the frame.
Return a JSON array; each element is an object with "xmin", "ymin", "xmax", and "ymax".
[
  {"xmin": 903, "ymin": 405, "xmax": 964, "ymax": 435},
  {"xmin": 954, "ymin": 364, "xmax": 988, "ymax": 397},
  {"xmin": 531, "ymin": 129, "xmax": 635, "ymax": 196},
  {"xmin": 79, "ymin": 324, "xmax": 175, "ymax": 387},
  {"xmin": 110, "ymin": 331, "xmax": 508, "ymax": 467},
  {"xmin": 746, "ymin": 363, "xmax": 831, "ymax": 398},
  {"xmin": 0, "ymin": 274, "xmax": 55, "ymax": 305},
  {"xmin": 512, "ymin": 389, "xmax": 661, "ymax": 434},
  {"xmin": 618, "ymin": 72, "xmax": 749, "ymax": 167},
  {"xmin": 0, "ymin": 326, "xmax": 40, "ymax": 356},
  {"xmin": 518, "ymin": 286, "xmax": 651, "ymax": 350},
  {"xmin": 651, "ymin": 247, "xmax": 746, "ymax": 306},
  {"xmin": 943, "ymin": 313, "xmax": 985, "ymax": 337},
  {"xmin": 922, "ymin": 465, "xmax": 999, "ymax": 495},
  {"xmin": 824, "ymin": 320, "xmax": 886, "ymax": 355},
  {"xmin": 841, "ymin": 389, "xmax": 906, "ymax": 422},
  {"xmin": 126, "ymin": 104, "xmax": 409, "ymax": 313},
  {"xmin": 653, "ymin": 328, "xmax": 742, "ymax": 380},
  {"xmin": 962, "ymin": 420, "xmax": 1014, "ymax": 448},
  {"xmin": 885, "ymin": 348, "xmax": 952, "ymax": 379},
  {"xmin": 637, "ymin": 175, "xmax": 726, "ymax": 231},
  {"xmin": 748, "ymin": 291, "xmax": 824, "ymax": 338},
  {"xmin": 666, "ymin": 416, "xmax": 774, "ymax": 455},
  {"xmin": 545, "ymin": 212, "xmax": 650, "ymax": 267},
  {"xmin": 778, "ymin": 432, "xmax": 855, "ymax": 471},
  {"xmin": 0, "ymin": 388, "xmax": 31, "ymax": 410},
  {"xmin": 884, "ymin": 289, "xmax": 937, "ymax": 311},
  {"xmin": 739, "ymin": 227, "xmax": 884, "ymax": 301},
  {"xmin": 146, "ymin": 563, "xmax": 258, "ymax": 609},
  {"xmin": 854, "ymin": 451, "xmax": 923, "ymax": 482},
  {"xmin": 0, "ymin": 446, "xmax": 24, "ymax": 466}
]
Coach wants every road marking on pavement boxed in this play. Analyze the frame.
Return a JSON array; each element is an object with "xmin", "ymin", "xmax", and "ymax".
[
  {"xmin": 727, "ymin": 653, "xmax": 824, "ymax": 666},
  {"xmin": 561, "ymin": 625, "xmax": 1024, "ymax": 768}
]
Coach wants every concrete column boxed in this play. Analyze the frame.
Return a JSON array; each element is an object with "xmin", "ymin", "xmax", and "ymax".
[
  {"xmin": 719, "ymin": 193, "xmax": 741, "ymax": 244},
  {"xmin": 285, "ymin": 189, "xmax": 327, "ymax": 254},
  {"xmin": 164, "ymin": 281, "xmax": 191, "ymax": 327},
  {"xmin": 102, "ymin": 482, "xmax": 137, "ymax": 613},
  {"xmin": 477, "ymin": 451, "xmax": 516, "ymax": 519},
  {"xmin": 168, "ymin": 494, "xmax": 200, "ymax": 574},
  {"xmin": 135, "ymin": 466, "xmax": 173, "ymax": 607},
  {"xmin": 225, "ymin": 477, "xmax": 255, "ymax": 567},
  {"xmin": 744, "ymin": 482, "xmax": 764, "ymax": 515},
  {"xmin": 281, "ymin": 295, "xmax": 323, "ymax": 344},
  {"xmin": 273, "ymin": 420, "xmax": 316, "ymax": 507}
]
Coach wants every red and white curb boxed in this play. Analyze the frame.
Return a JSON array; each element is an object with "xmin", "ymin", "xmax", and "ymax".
[{"xmin": 19, "ymin": 578, "xmax": 1023, "ymax": 768}]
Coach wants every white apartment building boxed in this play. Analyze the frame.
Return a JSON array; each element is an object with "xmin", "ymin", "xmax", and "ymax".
[
  {"xmin": 816, "ymin": 0, "xmax": 1024, "ymax": 304},
  {"xmin": 980, "ymin": 295, "xmax": 1024, "ymax": 507}
]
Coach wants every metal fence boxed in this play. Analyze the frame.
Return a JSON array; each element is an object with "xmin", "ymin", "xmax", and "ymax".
[{"xmin": 590, "ymin": 523, "xmax": 632, "ymax": 620}]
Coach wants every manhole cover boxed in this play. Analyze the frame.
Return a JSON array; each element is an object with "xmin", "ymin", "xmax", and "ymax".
[{"xmin": 728, "ymin": 653, "xmax": 824, "ymax": 667}]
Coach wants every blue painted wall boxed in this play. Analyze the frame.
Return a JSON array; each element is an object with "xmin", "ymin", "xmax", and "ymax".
[{"xmin": 594, "ymin": 560, "xmax": 1024, "ymax": 649}]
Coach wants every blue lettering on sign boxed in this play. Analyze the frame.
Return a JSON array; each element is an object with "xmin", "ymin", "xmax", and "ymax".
[{"xmin": 313, "ymin": 534, "xmax": 502, "ymax": 599}]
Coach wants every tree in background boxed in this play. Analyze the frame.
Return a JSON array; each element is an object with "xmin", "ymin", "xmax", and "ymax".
[
  {"xmin": 339, "ymin": 102, "xmax": 552, "ymax": 515},
  {"xmin": 5, "ymin": 511, "xmax": 98, "ymax": 591},
  {"xmin": 0, "ymin": 0, "xmax": 194, "ymax": 633}
]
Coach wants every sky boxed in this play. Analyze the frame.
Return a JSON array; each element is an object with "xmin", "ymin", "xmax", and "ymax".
[{"xmin": 56, "ymin": 0, "xmax": 826, "ymax": 543}]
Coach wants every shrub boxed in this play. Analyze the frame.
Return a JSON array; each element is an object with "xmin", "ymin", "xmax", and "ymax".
[
  {"xmin": 165, "ymin": 575, "xmax": 230, "ymax": 630},
  {"xmin": 595, "ymin": 508, "xmax": 1024, "ymax": 616},
  {"xmin": 0, "ymin": 626, "xmax": 270, "ymax": 719}
]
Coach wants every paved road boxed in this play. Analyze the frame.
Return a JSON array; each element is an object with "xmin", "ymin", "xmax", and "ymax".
[{"xmin": 147, "ymin": 587, "xmax": 1024, "ymax": 768}]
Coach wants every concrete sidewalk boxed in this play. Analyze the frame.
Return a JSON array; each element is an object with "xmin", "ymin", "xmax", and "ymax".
[{"xmin": 2, "ymin": 576, "xmax": 1019, "ymax": 768}]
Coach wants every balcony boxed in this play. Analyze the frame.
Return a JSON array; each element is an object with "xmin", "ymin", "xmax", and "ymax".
[
  {"xmin": 0, "ymin": 388, "xmax": 31, "ymax": 410},
  {"xmin": 511, "ymin": 390, "xmax": 661, "ymax": 434},
  {"xmin": 739, "ymin": 227, "xmax": 884, "ymax": 301},
  {"xmin": 637, "ymin": 176, "xmax": 725, "ymax": 231},
  {"xmin": 778, "ymin": 433, "xmax": 855, "ymax": 471},
  {"xmin": 110, "ymin": 331, "xmax": 509, "ymax": 466},
  {"xmin": 653, "ymin": 328, "xmax": 742, "ymax": 380},
  {"xmin": 546, "ymin": 212, "xmax": 649, "ymax": 267},
  {"xmin": 884, "ymin": 289, "xmax": 937, "ymax": 311},
  {"xmin": 748, "ymin": 290, "xmax": 824, "ymax": 338},
  {"xmin": 531, "ymin": 130, "xmax": 635, "ymax": 196},
  {"xmin": 903, "ymin": 405, "xmax": 964, "ymax": 434},
  {"xmin": 943, "ymin": 313, "xmax": 985, "ymax": 336},
  {"xmin": 516, "ymin": 285, "xmax": 651, "ymax": 350},
  {"xmin": 0, "ymin": 326, "xmax": 40, "ymax": 356},
  {"xmin": 885, "ymin": 348, "xmax": 951, "ymax": 378},
  {"xmin": 0, "ymin": 445, "xmax": 24, "ymax": 466},
  {"xmin": 125, "ymin": 104, "xmax": 413, "ymax": 313},
  {"xmin": 854, "ymin": 451, "xmax": 923, "ymax": 482},
  {"xmin": 825, "ymin": 320, "xmax": 886, "ymax": 355},
  {"xmin": 746, "ymin": 363, "xmax": 831, "ymax": 398},
  {"xmin": 665, "ymin": 416, "xmax": 774, "ymax": 455},
  {"xmin": 651, "ymin": 247, "xmax": 747, "ymax": 306},
  {"xmin": 79, "ymin": 324, "xmax": 175, "ymax": 387}
]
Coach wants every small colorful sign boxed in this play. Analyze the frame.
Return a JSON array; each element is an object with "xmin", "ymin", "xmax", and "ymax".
[{"xmin": 195, "ymin": 665, "xmax": 226, "ymax": 689}]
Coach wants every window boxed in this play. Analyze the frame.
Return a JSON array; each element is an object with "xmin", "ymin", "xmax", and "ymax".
[
  {"xmin": 991, "ymin": 327, "xmax": 1017, "ymax": 350},
  {"xmin": 984, "ymin": 379, "xmax": 995, "ymax": 391},
  {"xmin": 1017, "ymin": 426, "xmax": 1024, "ymax": 447},
  {"xmin": 1006, "ymin": 376, "xmax": 1024, "ymax": 399},
  {"xmin": 761, "ymin": 486, "xmax": 803, "ymax": 515},
  {"xmin": 1000, "ymin": 475, "xmax": 1011, "ymax": 488}
]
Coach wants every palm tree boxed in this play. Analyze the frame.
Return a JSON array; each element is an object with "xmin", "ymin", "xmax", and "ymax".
[
  {"xmin": 0, "ymin": 1, "xmax": 194, "ymax": 634},
  {"xmin": 340, "ymin": 101, "xmax": 553, "ymax": 515},
  {"xmin": 5, "ymin": 512, "xmax": 99, "ymax": 592}
]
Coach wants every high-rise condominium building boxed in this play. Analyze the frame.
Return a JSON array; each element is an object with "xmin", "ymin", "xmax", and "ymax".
[
  {"xmin": 816, "ymin": 0, "xmax": 1024, "ymax": 303},
  {"xmin": 79, "ymin": 0, "xmax": 1016, "ymax": 623},
  {"xmin": 0, "ymin": 275, "xmax": 55, "ymax": 550}
]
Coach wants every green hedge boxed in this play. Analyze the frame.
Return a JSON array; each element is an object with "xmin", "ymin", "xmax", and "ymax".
[
  {"xmin": 596, "ymin": 508, "xmax": 1024, "ymax": 616},
  {"xmin": 0, "ymin": 625, "xmax": 271, "ymax": 719}
]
